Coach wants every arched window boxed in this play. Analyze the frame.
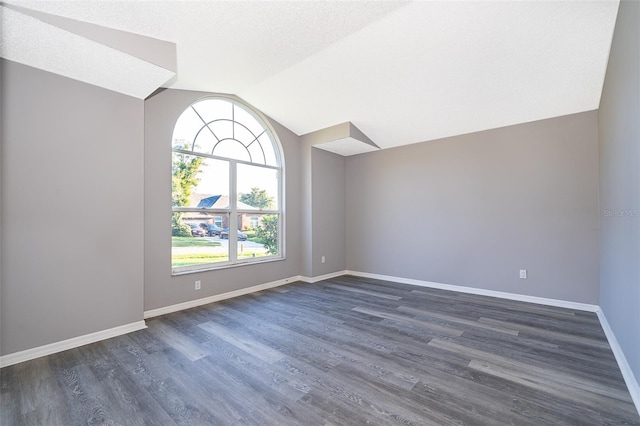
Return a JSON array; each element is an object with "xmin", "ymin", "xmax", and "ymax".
[{"xmin": 171, "ymin": 96, "xmax": 284, "ymax": 274}]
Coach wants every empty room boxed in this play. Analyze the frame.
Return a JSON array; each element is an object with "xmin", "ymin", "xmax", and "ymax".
[{"xmin": 1, "ymin": 0, "xmax": 639, "ymax": 424}]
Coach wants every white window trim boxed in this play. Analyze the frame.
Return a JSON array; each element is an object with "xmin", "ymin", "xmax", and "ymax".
[{"xmin": 171, "ymin": 95, "xmax": 286, "ymax": 275}]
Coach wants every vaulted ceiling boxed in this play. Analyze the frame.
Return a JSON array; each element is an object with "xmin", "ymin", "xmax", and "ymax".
[{"xmin": 1, "ymin": 0, "xmax": 619, "ymax": 150}]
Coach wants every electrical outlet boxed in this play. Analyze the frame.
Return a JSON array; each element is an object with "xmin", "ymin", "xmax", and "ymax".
[
  {"xmin": 195, "ymin": 280, "xmax": 201, "ymax": 290},
  {"xmin": 519, "ymin": 270, "xmax": 527, "ymax": 279},
  {"xmin": 321, "ymin": 255, "xmax": 326, "ymax": 264}
]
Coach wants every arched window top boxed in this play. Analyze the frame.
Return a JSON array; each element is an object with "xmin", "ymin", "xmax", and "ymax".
[
  {"xmin": 171, "ymin": 96, "xmax": 284, "ymax": 274},
  {"xmin": 172, "ymin": 97, "xmax": 280, "ymax": 167}
]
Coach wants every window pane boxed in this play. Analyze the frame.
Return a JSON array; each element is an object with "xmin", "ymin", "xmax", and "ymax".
[
  {"xmin": 192, "ymin": 98, "xmax": 232, "ymax": 123},
  {"xmin": 247, "ymin": 139, "xmax": 266, "ymax": 165},
  {"xmin": 234, "ymin": 103, "xmax": 265, "ymax": 138},
  {"xmin": 172, "ymin": 107, "xmax": 203, "ymax": 149},
  {"xmin": 209, "ymin": 119, "xmax": 233, "ymax": 142},
  {"xmin": 234, "ymin": 123, "xmax": 261, "ymax": 160},
  {"xmin": 172, "ymin": 153, "xmax": 229, "ymax": 208},
  {"xmin": 192, "ymin": 128, "xmax": 216, "ymax": 155},
  {"xmin": 174, "ymin": 98, "xmax": 280, "ymax": 168},
  {"xmin": 238, "ymin": 214, "xmax": 279, "ymax": 260},
  {"xmin": 259, "ymin": 132, "xmax": 278, "ymax": 166},
  {"xmin": 172, "ymin": 213, "xmax": 230, "ymax": 269},
  {"xmin": 185, "ymin": 212, "xmax": 227, "ymax": 236},
  {"xmin": 213, "ymin": 140, "xmax": 250, "ymax": 162},
  {"xmin": 249, "ymin": 216, "xmax": 259, "ymax": 228},
  {"xmin": 237, "ymin": 164, "xmax": 278, "ymax": 210}
]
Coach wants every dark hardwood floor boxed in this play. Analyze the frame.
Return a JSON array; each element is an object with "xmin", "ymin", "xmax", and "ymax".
[{"xmin": 2, "ymin": 275, "xmax": 639, "ymax": 425}]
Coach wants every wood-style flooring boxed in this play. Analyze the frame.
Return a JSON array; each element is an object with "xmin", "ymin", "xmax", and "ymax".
[{"xmin": 2, "ymin": 275, "xmax": 639, "ymax": 425}]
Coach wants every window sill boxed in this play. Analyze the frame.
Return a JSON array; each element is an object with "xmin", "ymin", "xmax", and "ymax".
[{"xmin": 171, "ymin": 255, "xmax": 286, "ymax": 276}]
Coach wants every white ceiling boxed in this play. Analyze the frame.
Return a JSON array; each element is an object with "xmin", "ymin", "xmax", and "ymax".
[
  {"xmin": 0, "ymin": 3, "xmax": 176, "ymax": 99},
  {"xmin": 2, "ymin": 0, "xmax": 619, "ymax": 150}
]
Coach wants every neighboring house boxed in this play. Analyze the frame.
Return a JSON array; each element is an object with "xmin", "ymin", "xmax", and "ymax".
[{"xmin": 183, "ymin": 194, "xmax": 268, "ymax": 230}]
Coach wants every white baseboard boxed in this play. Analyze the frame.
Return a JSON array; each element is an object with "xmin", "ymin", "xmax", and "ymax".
[
  {"xmin": 144, "ymin": 275, "xmax": 301, "ymax": 319},
  {"xmin": 4, "ymin": 270, "xmax": 636, "ymax": 416},
  {"xmin": 299, "ymin": 270, "xmax": 348, "ymax": 283},
  {"xmin": 143, "ymin": 271, "xmax": 346, "ymax": 319},
  {"xmin": 0, "ymin": 320, "xmax": 147, "ymax": 368},
  {"xmin": 344, "ymin": 270, "xmax": 638, "ymax": 415},
  {"xmin": 345, "ymin": 270, "xmax": 599, "ymax": 312},
  {"xmin": 596, "ymin": 309, "xmax": 640, "ymax": 415}
]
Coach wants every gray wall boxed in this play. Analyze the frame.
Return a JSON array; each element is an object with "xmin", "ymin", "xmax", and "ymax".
[
  {"xmin": 311, "ymin": 147, "xmax": 346, "ymax": 276},
  {"xmin": 144, "ymin": 89, "xmax": 301, "ymax": 311},
  {"xmin": 0, "ymin": 59, "xmax": 145, "ymax": 355},
  {"xmin": 299, "ymin": 129, "xmax": 347, "ymax": 278},
  {"xmin": 346, "ymin": 111, "xmax": 600, "ymax": 304},
  {"xmin": 299, "ymin": 135, "xmax": 314, "ymax": 278},
  {"xmin": 0, "ymin": 58, "xmax": 4, "ymax": 356},
  {"xmin": 598, "ymin": 0, "xmax": 640, "ymax": 384}
]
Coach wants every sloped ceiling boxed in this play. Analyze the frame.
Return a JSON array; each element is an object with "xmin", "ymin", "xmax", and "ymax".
[
  {"xmin": 0, "ymin": 3, "xmax": 177, "ymax": 99},
  {"xmin": 1, "ymin": 0, "xmax": 619, "ymax": 150}
]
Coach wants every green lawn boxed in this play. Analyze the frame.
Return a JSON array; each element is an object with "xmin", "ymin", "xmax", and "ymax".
[
  {"xmin": 171, "ymin": 237, "xmax": 222, "ymax": 247},
  {"xmin": 171, "ymin": 235, "xmax": 268, "ymax": 268},
  {"xmin": 171, "ymin": 253, "xmax": 228, "ymax": 267}
]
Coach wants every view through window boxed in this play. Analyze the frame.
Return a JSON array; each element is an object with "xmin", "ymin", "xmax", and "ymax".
[{"xmin": 171, "ymin": 97, "xmax": 283, "ymax": 274}]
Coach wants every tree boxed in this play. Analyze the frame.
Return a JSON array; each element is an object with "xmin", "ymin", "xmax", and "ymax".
[
  {"xmin": 240, "ymin": 187, "xmax": 273, "ymax": 210},
  {"xmin": 172, "ymin": 153, "xmax": 203, "ymax": 207},
  {"xmin": 172, "ymin": 152, "xmax": 203, "ymax": 236},
  {"xmin": 254, "ymin": 215, "xmax": 278, "ymax": 255}
]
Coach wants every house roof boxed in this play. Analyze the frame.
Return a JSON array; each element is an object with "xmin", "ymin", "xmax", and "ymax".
[
  {"xmin": 196, "ymin": 195, "xmax": 221, "ymax": 209},
  {"xmin": 1, "ymin": 1, "xmax": 620, "ymax": 152},
  {"xmin": 190, "ymin": 194, "xmax": 256, "ymax": 211}
]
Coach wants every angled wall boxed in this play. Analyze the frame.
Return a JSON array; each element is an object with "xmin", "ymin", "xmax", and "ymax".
[{"xmin": 598, "ymin": 0, "xmax": 640, "ymax": 385}]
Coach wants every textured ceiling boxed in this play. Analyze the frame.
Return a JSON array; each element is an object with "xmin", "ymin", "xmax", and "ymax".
[
  {"xmin": 2, "ymin": 0, "xmax": 619, "ymax": 150},
  {"xmin": 0, "ymin": 3, "xmax": 176, "ymax": 99}
]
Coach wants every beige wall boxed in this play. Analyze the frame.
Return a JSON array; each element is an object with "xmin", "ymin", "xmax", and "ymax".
[
  {"xmin": 143, "ymin": 90, "xmax": 302, "ymax": 312},
  {"xmin": 346, "ymin": 111, "xmax": 600, "ymax": 304},
  {"xmin": 1, "ymin": 59, "xmax": 145, "ymax": 355},
  {"xmin": 598, "ymin": 0, "xmax": 640, "ymax": 384}
]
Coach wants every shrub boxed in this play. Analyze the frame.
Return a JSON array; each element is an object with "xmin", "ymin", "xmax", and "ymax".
[
  {"xmin": 171, "ymin": 213, "xmax": 192, "ymax": 237},
  {"xmin": 254, "ymin": 215, "xmax": 278, "ymax": 255},
  {"xmin": 172, "ymin": 224, "xmax": 191, "ymax": 237}
]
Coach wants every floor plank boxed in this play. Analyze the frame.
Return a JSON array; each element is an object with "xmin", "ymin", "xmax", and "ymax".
[{"xmin": 1, "ymin": 275, "xmax": 638, "ymax": 425}]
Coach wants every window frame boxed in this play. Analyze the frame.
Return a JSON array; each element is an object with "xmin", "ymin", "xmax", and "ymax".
[{"xmin": 171, "ymin": 96, "xmax": 285, "ymax": 275}]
